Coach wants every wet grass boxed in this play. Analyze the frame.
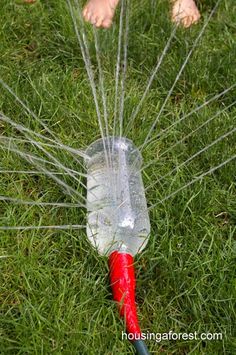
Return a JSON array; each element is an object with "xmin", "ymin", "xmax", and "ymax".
[{"xmin": 0, "ymin": 0, "xmax": 236, "ymax": 354}]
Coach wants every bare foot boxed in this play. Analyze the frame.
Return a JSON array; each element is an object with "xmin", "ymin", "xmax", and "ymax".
[
  {"xmin": 171, "ymin": 0, "xmax": 201, "ymax": 28},
  {"xmin": 83, "ymin": 0, "xmax": 120, "ymax": 28}
]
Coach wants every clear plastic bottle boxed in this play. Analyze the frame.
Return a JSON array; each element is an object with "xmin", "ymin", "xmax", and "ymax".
[{"xmin": 85, "ymin": 136, "xmax": 150, "ymax": 256}]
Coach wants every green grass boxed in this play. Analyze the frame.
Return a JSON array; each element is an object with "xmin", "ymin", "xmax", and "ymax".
[{"xmin": 0, "ymin": 0, "xmax": 236, "ymax": 354}]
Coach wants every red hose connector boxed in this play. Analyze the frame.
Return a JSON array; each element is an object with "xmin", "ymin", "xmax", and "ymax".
[{"xmin": 109, "ymin": 251, "xmax": 141, "ymax": 337}]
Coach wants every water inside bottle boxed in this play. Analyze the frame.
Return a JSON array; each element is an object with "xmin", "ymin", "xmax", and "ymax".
[{"xmin": 85, "ymin": 137, "xmax": 150, "ymax": 256}]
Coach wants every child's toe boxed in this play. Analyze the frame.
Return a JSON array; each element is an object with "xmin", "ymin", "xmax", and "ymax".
[
  {"xmin": 95, "ymin": 17, "xmax": 104, "ymax": 28},
  {"xmin": 83, "ymin": 9, "xmax": 91, "ymax": 22},
  {"xmin": 87, "ymin": 11, "xmax": 94, "ymax": 23},
  {"xmin": 90, "ymin": 14, "xmax": 98, "ymax": 25},
  {"xmin": 102, "ymin": 18, "xmax": 112, "ymax": 28},
  {"xmin": 82, "ymin": 7, "xmax": 87, "ymax": 18},
  {"xmin": 83, "ymin": 6, "xmax": 91, "ymax": 21},
  {"xmin": 183, "ymin": 16, "xmax": 192, "ymax": 27}
]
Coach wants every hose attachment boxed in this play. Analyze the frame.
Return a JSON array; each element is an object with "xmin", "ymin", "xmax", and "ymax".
[{"xmin": 109, "ymin": 251, "xmax": 150, "ymax": 355}]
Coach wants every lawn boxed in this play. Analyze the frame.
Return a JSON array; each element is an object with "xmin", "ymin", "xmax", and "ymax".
[{"xmin": 0, "ymin": 0, "xmax": 236, "ymax": 354}]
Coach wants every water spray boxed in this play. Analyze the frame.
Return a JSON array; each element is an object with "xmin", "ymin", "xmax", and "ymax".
[{"xmin": 85, "ymin": 137, "xmax": 150, "ymax": 355}]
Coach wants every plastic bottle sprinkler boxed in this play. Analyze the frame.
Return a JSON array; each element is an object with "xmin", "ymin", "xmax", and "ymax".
[{"xmin": 85, "ymin": 137, "xmax": 150, "ymax": 355}]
